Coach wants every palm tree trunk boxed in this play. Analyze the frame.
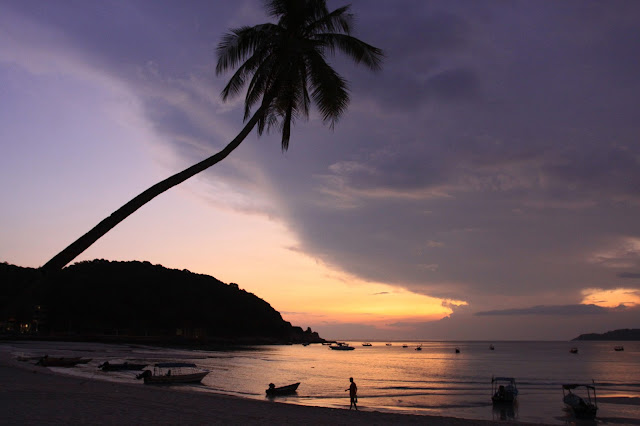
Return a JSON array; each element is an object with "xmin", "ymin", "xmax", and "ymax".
[{"xmin": 40, "ymin": 106, "xmax": 265, "ymax": 274}]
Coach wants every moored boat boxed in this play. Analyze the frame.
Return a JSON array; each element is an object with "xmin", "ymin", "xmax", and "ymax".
[
  {"xmin": 362, "ymin": 342, "xmax": 372, "ymax": 347},
  {"xmin": 455, "ymin": 347, "xmax": 460, "ymax": 353},
  {"xmin": 614, "ymin": 345, "xmax": 624, "ymax": 351},
  {"xmin": 570, "ymin": 347, "xmax": 578, "ymax": 354},
  {"xmin": 266, "ymin": 382, "xmax": 300, "ymax": 396},
  {"xmin": 491, "ymin": 377, "xmax": 518, "ymax": 404},
  {"xmin": 136, "ymin": 362, "xmax": 209, "ymax": 384},
  {"xmin": 36, "ymin": 356, "xmax": 92, "ymax": 367},
  {"xmin": 329, "ymin": 342, "xmax": 355, "ymax": 351},
  {"xmin": 562, "ymin": 384, "xmax": 597, "ymax": 419},
  {"xmin": 415, "ymin": 345, "xmax": 422, "ymax": 351}
]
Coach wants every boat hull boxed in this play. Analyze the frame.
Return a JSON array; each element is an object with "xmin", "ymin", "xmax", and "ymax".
[{"xmin": 266, "ymin": 382, "xmax": 300, "ymax": 396}]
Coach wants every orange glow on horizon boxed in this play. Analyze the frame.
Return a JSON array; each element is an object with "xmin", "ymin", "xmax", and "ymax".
[{"xmin": 580, "ymin": 287, "xmax": 640, "ymax": 308}]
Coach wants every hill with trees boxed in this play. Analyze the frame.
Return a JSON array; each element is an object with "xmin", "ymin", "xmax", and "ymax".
[
  {"xmin": 572, "ymin": 329, "xmax": 640, "ymax": 341},
  {"xmin": 0, "ymin": 260, "xmax": 324, "ymax": 345}
]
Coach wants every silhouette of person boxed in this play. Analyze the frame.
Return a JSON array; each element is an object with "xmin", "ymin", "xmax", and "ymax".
[{"xmin": 345, "ymin": 377, "xmax": 358, "ymax": 410}]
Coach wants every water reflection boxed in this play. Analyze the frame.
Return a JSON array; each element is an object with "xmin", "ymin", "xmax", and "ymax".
[{"xmin": 492, "ymin": 402, "xmax": 518, "ymax": 421}]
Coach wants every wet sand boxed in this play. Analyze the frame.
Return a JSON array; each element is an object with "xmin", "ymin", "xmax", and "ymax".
[{"xmin": 0, "ymin": 353, "xmax": 546, "ymax": 425}]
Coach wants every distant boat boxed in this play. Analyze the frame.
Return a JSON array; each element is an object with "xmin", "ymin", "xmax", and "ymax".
[
  {"xmin": 489, "ymin": 344, "xmax": 495, "ymax": 350},
  {"xmin": 37, "ymin": 356, "xmax": 91, "ymax": 367},
  {"xmin": 362, "ymin": 342, "xmax": 372, "ymax": 347},
  {"xmin": 99, "ymin": 361, "xmax": 147, "ymax": 372},
  {"xmin": 266, "ymin": 382, "xmax": 300, "ymax": 396},
  {"xmin": 329, "ymin": 342, "xmax": 355, "ymax": 351},
  {"xmin": 614, "ymin": 345, "xmax": 624, "ymax": 351},
  {"xmin": 415, "ymin": 345, "xmax": 422, "ymax": 351},
  {"xmin": 402, "ymin": 344, "xmax": 408, "ymax": 348},
  {"xmin": 570, "ymin": 347, "xmax": 578, "ymax": 354},
  {"xmin": 562, "ymin": 384, "xmax": 598, "ymax": 419},
  {"xmin": 136, "ymin": 362, "xmax": 209, "ymax": 384},
  {"xmin": 491, "ymin": 377, "xmax": 518, "ymax": 404},
  {"xmin": 455, "ymin": 347, "xmax": 460, "ymax": 353},
  {"xmin": 386, "ymin": 343, "xmax": 392, "ymax": 346}
]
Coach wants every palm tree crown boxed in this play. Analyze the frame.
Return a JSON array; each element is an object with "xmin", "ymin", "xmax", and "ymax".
[{"xmin": 216, "ymin": 0, "xmax": 383, "ymax": 150}]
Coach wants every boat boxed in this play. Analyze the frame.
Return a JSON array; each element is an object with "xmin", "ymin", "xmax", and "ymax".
[
  {"xmin": 266, "ymin": 382, "xmax": 300, "ymax": 396},
  {"xmin": 136, "ymin": 362, "xmax": 209, "ymax": 384},
  {"xmin": 385, "ymin": 343, "xmax": 392, "ymax": 346},
  {"xmin": 491, "ymin": 377, "xmax": 518, "ymax": 404},
  {"xmin": 455, "ymin": 347, "xmax": 460, "ymax": 353},
  {"xmin": 362, "ymin": 342, "xmax": 372, "ymax": 347},
  {"xmin": 570, "ymin": 347, "xmax": 578, "ymax": 354},
  {"xmin": 36, "ymin": 356, "xmax": 92, "ymax": 367},
  {"xmin": 329, "ymin": 342, "xmax": 355, "ymax": 351},
  {"xmin": 562, "ymin": 384, "xmax": 598, "ymax": 419},
  {"xmin": 489, "ymin": 344, "xmax": 495, "ymax": 350},
  {"xmin": 614, "ymin": 345, "xmax": 624, "ymax": 351},
  {"xmin": 415, "ymin": 346, "xmax": 422, "ymax": 351},
  {"xmin": 402, "ymin": 344, "xmax": 408, "ymax": 348},
  {"xmin": 99, "ymin": 361, "xmax": 148, "ymax": 371}
]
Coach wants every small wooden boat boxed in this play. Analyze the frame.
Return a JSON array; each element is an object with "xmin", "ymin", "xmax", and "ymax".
[
  {"xmin": 385, "ymin": 343, "xmax": 392, "ymax": 346},
  {"xmin": 36, "ymin": 356, "xmax": 92, "ymax": 367},
  {"xmin": 99, "ymin": 361, "xmax": 148, "ymax": 371},
  {"xmin": 614, "ymin": 345, "xmax": 624, "ymax": 351},
  {"xmin": 570, "ymin": 347, "xmax": 578, "ymax": 354},
  {"xmin": 266, "ymin": 382, "xmax": 300, "ymax": 396},
  {"xmin": 562, "ymin": 384, "xmax": 597, "ymax": 419},
  {"xmin": 362, "ymin": 342, "xmax": 372, "ymax": 347},
  {"xmin": 136, "ymin": 362, "xmax": 209, "ymax": 384},
  {"xmin": 491, "ymin": 377, "xmax": 518, "ymax": 404},
  {"xmin": 329, "ymin": 342, "xmax": 355, "ymax": 351}
]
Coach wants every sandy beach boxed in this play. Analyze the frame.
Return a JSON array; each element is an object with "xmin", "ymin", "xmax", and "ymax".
[{"xmin": 0, "ymin": 352, "xmax": 545, "ymax": 426}]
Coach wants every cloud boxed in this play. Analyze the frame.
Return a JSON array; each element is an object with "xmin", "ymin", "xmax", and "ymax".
[
  {"xmin": 617, "ymin": 272, "xmax": 640, "ymax": 279},
  {"xmin": 475, "ymin": 304, "xmax": 612, "ymax": 316}
]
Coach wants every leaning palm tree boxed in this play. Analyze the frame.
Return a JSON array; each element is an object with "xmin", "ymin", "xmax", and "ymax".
[{"xmin": 41, "ymin": 0, "xmax": 383, "ymax": 273}]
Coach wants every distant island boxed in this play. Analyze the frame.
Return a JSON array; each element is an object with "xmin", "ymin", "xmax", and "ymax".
[
  {"xmin": 0, "ymin": 260, "xmax": 326, "ymax": 346},
  {"xmin": 572, "ymin": 328, "xmax": 640, "ymax": 341}
]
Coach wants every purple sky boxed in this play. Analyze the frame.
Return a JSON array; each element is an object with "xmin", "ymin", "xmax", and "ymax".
[{"xmin": 1, "ymin": 0, "xmax": 639, "ymax": 340}]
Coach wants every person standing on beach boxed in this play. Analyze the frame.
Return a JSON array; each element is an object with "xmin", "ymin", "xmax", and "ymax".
[{"xmin": 345, "ymin": 377, "xmax": 358, "ymax": 410}]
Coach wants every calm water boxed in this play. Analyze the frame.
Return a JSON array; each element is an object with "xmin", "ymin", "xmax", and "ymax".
[{"xmin": 3, "ymin": 340, "xmax": 640, "ymax": 424}]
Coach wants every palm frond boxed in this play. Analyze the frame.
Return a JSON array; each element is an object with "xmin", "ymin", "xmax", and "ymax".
[{"xmin": 315, "ymin": 33, "xmax": 384, "ymax": 71}]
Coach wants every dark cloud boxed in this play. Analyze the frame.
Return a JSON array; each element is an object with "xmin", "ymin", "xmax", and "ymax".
[
  {"xmin": 618, "ymin": 272, "xmax": 640, "ymax": 279},
  {"xmin": 475, "ymin": 304, "xmax": 610, "ymax": 316}
]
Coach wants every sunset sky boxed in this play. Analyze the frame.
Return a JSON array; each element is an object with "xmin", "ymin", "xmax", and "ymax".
[{"xmin": 2, "ymin": 0, "xmax": 639, "ymax": 341}]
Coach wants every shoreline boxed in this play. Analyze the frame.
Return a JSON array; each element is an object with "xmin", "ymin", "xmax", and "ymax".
[{"xmin": 0, "ymin": 352, "xmax": 544, "ymax": 425}]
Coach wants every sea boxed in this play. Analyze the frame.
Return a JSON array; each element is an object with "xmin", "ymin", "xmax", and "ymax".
[{"xmin": 3, "ymin": 340, "xmax": 639, "ymax": 425}]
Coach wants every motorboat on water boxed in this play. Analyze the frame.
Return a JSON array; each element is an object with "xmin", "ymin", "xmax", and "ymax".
[
  {"xmin": 614, "ymin": 345, "xmax": 624, "ymax": 351},
  {"xmin": 455, "ymin": 347, "xmax": 460, "ymax": 353},
  {"xmin": 362, "ymin": 342, "xmax": 372, "ymax": 347},
  {"xmin": 266, "ymin": 382, "xmax": 300, "ymax": 396},
  {"xmin": 415, "ymin": 345, "xmax": 422, "ymax": 351},
  {"xmin": 491, "ymin": 377, "xmax": 518, "ymax": 404},
  {"xmin": 562, "ymin": 384, "xmax": 598, "ymax": 419},
  {"xmin": 489, "ymin": 344, "xmax": 495, "ymax": 350},
  {"xmin": 136, "ymin": 362, "xmax": 209, "ymax": 384},
  {"xmin": 570, "ymin": 347, "xmax": 578, "ymax": 354},
  {"xmin": 329, "ymin": 342, "xmax": 355, "ymax": 351}
]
